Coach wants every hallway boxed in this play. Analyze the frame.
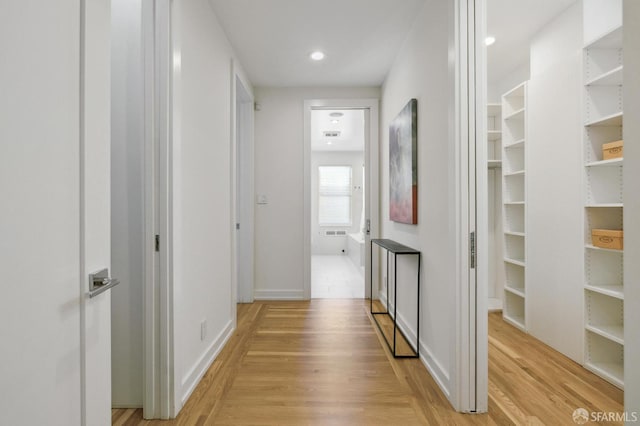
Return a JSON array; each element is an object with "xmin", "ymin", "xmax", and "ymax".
[{"xmin": 113, "ymin": 301, "xmax": 622, "ymax": 425}]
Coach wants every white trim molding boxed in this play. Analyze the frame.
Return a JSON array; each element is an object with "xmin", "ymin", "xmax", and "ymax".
[
  {"xmin": 254, "ymin": 289, "xmax": 305, "ymax": 300},
  {"xmin": 180, "ymin": 320, "xmax": 234, "ymax": 406}
]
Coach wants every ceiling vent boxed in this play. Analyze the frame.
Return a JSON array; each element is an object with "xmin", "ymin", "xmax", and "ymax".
[{"xmin": 323, "ymin": 131, "xmax": 341, "ymax": 137}]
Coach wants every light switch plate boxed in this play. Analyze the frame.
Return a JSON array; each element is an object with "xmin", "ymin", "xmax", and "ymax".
[{"xmin": 256, "ymin": 194, "xmax": 268, "ymax": 205}]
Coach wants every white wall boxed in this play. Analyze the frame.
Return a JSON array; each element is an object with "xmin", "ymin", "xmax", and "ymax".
[
  {"xmin": 526, "ymin": 2, "xmax": 584, "ymax": 363},
  {"xmin": 311, "ymin": 151, "xmax": 364, "ymax": 255},
  {"xmin": 488, "ymin": 61, "xmax": 530, "ymax": 104},
  {"xmin": 111, "ymin": 0, "xmax": 144, "ymax": 408},
  {"xmin": 380, "ymin": 0, "xmax": 457, "ymax": 402},
  {"xmin": 171, "ymin": 0, "xmax": 253, "ymax": 411},
  {"xmin": 253, "ymin": 87, "xmax": 379, "ymax": 300},
  {"xmin": 623, "ymin": 0, "xmax": 640, "ymax": 416},
  {"xmin": 584, "ymin": 0, "xmax": 622, "ymax": 45}
]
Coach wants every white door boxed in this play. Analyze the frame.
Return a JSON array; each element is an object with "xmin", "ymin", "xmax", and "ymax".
[
  {"xmin": 0, "ymin": 1, "xmax": 113, "ymax": 424},
  {"xmin": 82, "ymin": 0, "xmax": 114, "ymax": 424}
]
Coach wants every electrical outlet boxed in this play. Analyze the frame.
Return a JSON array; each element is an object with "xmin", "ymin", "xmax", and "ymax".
[{"xmin": 200, "ymin": 320, "xmax": 207, "ymax": 341}]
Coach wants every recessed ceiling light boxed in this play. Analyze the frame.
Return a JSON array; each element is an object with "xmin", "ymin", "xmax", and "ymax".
[
  {"xmin": 327, "ymin": 141, "xmax": 333, "ymax": 145},
  {"xmin": 485, "ymin": 36, "xmax": 496, "ymax": 46},
  {"xmin": 310, "ymin": 51, "xmax": 325, "ymax": 61},
  {"xmin": 331, "ymin": 119, "xmax": 339, "ymax": 124}
]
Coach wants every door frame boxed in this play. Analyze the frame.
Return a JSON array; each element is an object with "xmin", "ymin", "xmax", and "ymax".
[
  {"xmin": 454, "ymin": 0, "xmax": 488, "ymax": 413},
  {"xmin": 142, "ymin": 0, "xmax": 174, "ymax": 419},
  {"xmin": 231, "ymin": 66, "xmax": 255, "ymax": 310},
  {"xmin": 303, "ymin": 99, "xmax": 379, "ymax": 300}
]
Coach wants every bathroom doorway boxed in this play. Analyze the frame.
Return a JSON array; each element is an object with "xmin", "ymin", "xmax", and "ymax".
[{"xmin": 303, "ymin": 100, "xmax": 379, "ymax": 300}]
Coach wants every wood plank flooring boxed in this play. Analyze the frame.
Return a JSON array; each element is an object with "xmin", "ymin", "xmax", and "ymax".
[{"xmin": 113, "ymin": 302, "xmax": 623, "ymax": 425}]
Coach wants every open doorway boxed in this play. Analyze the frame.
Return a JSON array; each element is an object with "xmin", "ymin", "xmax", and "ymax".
[
  {"xmin": 476, "ymin": 0, "xmax": 626, "ymax": 418},
  {"xmin": 303, "ymin": 99, "xmax": 379, "ymax": 301},
  {"xmin": 310, "ymin": 109, "xmax": 366, "ymax": 299},
  {"xmin": 234, "ymin": 75, "xmax": 255, "ymax": 304}
]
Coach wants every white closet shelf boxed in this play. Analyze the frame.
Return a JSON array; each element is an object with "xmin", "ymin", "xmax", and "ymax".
[
  {"xmin": 585, "ymin": 111, "xmax": 623, "ymax": 127},
  {"xmin": 488, "ymin": 130, "xmax": 502, "ymax": 141},
  {"xmin": 488, "ymin": 160, "xmax": 502, "ymax": 169},
  {"xmin": 504, "ymin": 231, "xmax": 525, "ymax": 237},
  {"xmin": 505, "ymin": 286, "xmax": 525, "ymax": 298},
  {"xmin": 585, "ymin": 244, "xmax": 624, "ymax": 254},
  {"xmin": 584, "ymin": 25, "xmax": 623, "ymax": 50},
  {"xmin": 586, "ymin": 65, "xmax": 623, "ymax": 86},
  {"xmin": 504, "ymin": 139, "xmax": 525, "ymax": 149},
  {"xmin": 504, "ymin": 108, "xmax": 525, "ymax": 121},
  {"xmin": 504, "ymin": 258, "xmax": 525, "ymax": 267},
  {"xmin": 586, "ymin": 158, "xmax": 623, "ymax": 167},
  {"xmin": 585, "ymin": 203, "xmax": 623, "ymax": 208},
  {"xmin": 503, "ymin": 315, "xmax": 525, "ymax": 331},
  {"xmin": 585, "ymin": 284, "xmax": 624, "ymax": 300},
  {"xmin": 503, "ymin": 83, "xmax": 526, "ymax": 98},
  {"xmin": 585, "ymin": 362, "xmax": 624, "ymax": 389},
  {"xmin": 504, "ymin": 170, "xmax": 525, "ymax": 177},
  {"xmin": 585, "ymin": 324, "xmax": 624, "ymax": 345}
]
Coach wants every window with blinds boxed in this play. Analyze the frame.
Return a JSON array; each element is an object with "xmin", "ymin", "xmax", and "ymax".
[{"xmin": 318, "ymin": 166, "xmax": 352, "ymax": 226}]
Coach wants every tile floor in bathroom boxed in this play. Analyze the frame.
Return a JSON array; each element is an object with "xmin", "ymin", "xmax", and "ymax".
[{"xmin": 311, "ymin": 255, "xmax": 365, "ymax": 299}]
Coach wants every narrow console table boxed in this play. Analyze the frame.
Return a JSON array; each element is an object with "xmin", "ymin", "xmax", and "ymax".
[{"xmin": 370, "ymin": 239, "xmax": 421, "ymax": 358}]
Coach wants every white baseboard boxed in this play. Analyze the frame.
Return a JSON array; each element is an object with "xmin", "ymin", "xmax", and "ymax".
[
  {"xmin": 180, "ymin": 319, "xmax": 234, "ymax": 406},
  {"xmin": 377, "ymin": 293, "xmax": 451, "ymax": 399},
  {"xmin": 253, "ymin": 289, "xmax": 305, "ymax": 300}
]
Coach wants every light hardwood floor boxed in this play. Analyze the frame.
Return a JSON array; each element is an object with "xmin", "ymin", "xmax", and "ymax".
[{"xmin": 113, "ymin": 302, "xmax": 623, "ymax": 425}]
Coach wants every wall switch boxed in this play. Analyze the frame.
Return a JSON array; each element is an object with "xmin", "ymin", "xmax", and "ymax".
[
  {"xmin": 256, "ymin": 194, "xmax": 268, "ymax": 205},
  {"xmin": 200, "ymin": 320, "xmax": 207, "ymax": 341}
]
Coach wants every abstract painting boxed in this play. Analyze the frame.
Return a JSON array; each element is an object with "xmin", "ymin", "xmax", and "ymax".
[{"xmin": 389, "ymin": 99, "xmax": 417, "ymax": 224}]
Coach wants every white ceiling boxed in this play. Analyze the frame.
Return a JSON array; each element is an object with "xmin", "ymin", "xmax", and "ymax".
[
  {"xmin": 311, "ymin": 109, "xmax": 364, "ymax": 152},
  {"xmin": 208, "ymin": 0, "xmax": 426, "ymax": 87},
  {"xmin": 487, "ymin": 0, "xmax": 577, "ymax": 84},
  {"xmin": 208, "ymin": 0, "xmax": 578, "ymax": 88}
]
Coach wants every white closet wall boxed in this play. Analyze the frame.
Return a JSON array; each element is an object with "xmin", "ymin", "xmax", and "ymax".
[
  {"xmin": 526, "ymin": 2, "xmax": 584, "ymax": 363},
  {"xmin": 487, "ymin": 105, "xmax": 503, "ymax": 311}
]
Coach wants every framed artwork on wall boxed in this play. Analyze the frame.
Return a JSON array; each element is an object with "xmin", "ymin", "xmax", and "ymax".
[{"xmin": 389, "ymin": 98, "xmax": 418, "ymax": 224}]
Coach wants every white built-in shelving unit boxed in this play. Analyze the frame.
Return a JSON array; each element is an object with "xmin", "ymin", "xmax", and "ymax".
[
  {"xmin": 501, "ymin": 82, "xmax": 527, "ymax": 331},
  {"xmin": 487, "ymin": 104, "xmax": 503, "ymax": 311},
  {"xmin": 583, "ymin": 24, "xmax": 624, "ymax": 389}
]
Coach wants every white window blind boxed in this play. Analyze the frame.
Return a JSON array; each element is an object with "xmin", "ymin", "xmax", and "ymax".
[{"xmin": 318, "ymin": 166, "xmax": 352, "ymax": 226}]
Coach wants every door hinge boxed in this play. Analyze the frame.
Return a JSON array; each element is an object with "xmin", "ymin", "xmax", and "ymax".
[
  {"xmin": 155, "ymin": 234, "xmax": 160, "ymax": 252},
  {"xmin": 366, "ymin": 219, "xmax": 371, "ymax": 235},
  {"xmin": 236, "ymin": 223, "xmax": 240, "ymax": 230},
  {"xmin": 470, "ymin": 231, "xmax": 476, "ymax": 269}
]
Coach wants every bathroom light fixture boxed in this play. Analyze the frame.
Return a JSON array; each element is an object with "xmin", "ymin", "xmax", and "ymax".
[
  {"xmin": 310, "ymin": 51, "xmax": 325, "ymax": 61},
  {"xmin": 329, "ymin": 112, "xmax": 344, "ymax": 118},
  {"xmin": 485, "ymin": 36, "xmax": 496, "ymax": 46}
]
